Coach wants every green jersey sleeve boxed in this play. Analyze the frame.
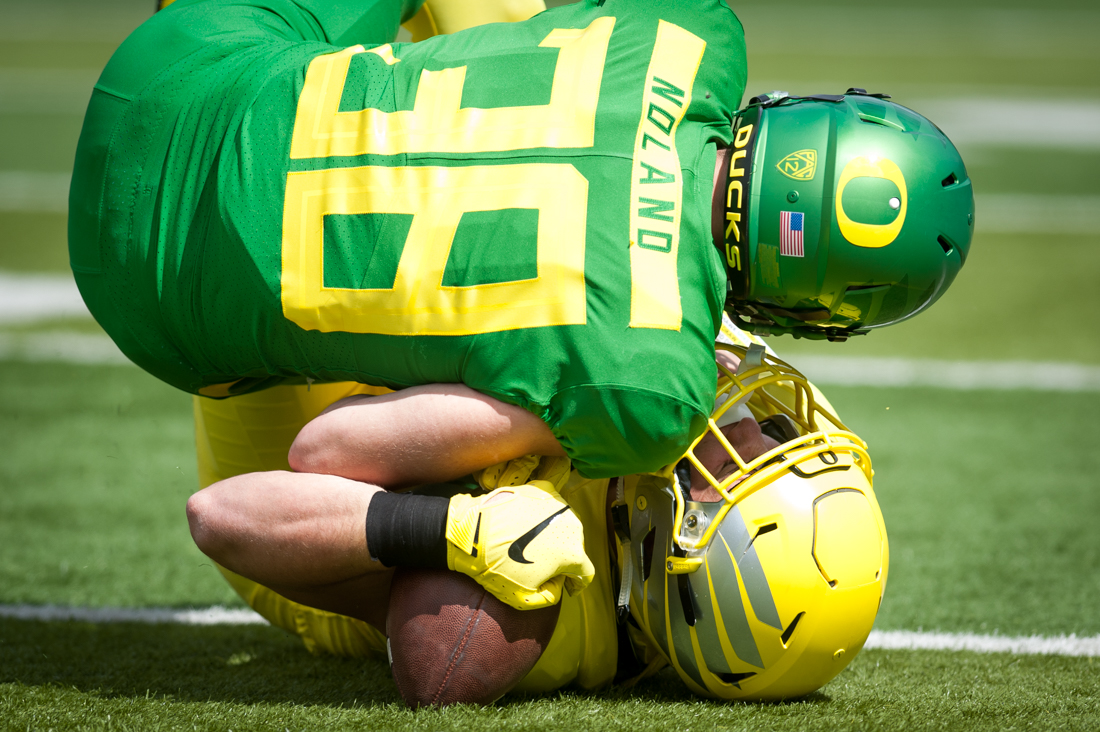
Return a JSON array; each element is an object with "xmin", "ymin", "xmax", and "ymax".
[{"xmin": 550, "ymin": 385, "xmax": 712, "ymax": 479}]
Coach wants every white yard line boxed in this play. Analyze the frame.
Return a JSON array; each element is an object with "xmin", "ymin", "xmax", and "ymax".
[
  {"xmin": 4, "ymin": 173, "xmax": 1097, "ymax": 233},
  {"xmin": 0, "ymin": 172, "xmax": 72, "ymax": 213},
  {"xmin": 736, "ymin": 92, "xmax": 1100, "ymax": 150},
  {"xmin": 0, "ymin": 271, "xmax": 91, "ymax": 321},
  {"xmin": 0, "ymin": 331, "xmax": 129, "ymax": 365},
  {"xmin": 0, "ymin": 69, "xmax": 99, "ymax": 116},
  {"xmin": 866, "ymin": 630, "xmax": 1100, "ymax": 658},
  {"xmin": 0, "ymin": 604, "xmax": 265, "ymax": 626},
  {"xmin": 739, "ymin": 7, "xmax": 1100, "ymax": 62},
  {"xmin": 977, "ymin": 194, "xmax": 1100, "ymax": 235},
  {"xmin": 908, "ymin": 98, "xmax": 1100, "ymax": 150},
  {"xmin": 3, "ymin": 272, "xmax": 1100, "ymax": 391},
  {"xmin": 4, "ymin": 330, "xmax": 1100, "ymax": 393},
  {"xmin": 0, "ymin": 6, "xmax": 145, "ymax": 44},
  {"xmin": 0, "ymin": 604, "xmax": 1096, "ymax": 657},
  {"xmin": 791, "ymin": 355, "xmax": 1100, "ymax": 393}
]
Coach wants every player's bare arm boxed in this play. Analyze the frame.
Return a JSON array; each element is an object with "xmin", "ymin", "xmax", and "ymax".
[
  {"xmin": 189, "ymin": 381, "xmax": 593, "ymax": 619},
  {"xmin": 289, "ymin": 383, "xmax": 564, "ymax": 488}
]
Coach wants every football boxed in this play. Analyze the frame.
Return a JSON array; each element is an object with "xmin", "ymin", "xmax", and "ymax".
[{"xmin": 386, "ymin": 567, "xmax": 560, "ymax": 707}]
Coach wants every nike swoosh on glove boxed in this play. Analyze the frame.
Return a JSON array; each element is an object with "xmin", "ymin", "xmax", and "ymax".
[{"xmin": 446, "ymin": 480, "xmax": 595, "ymax": 610}]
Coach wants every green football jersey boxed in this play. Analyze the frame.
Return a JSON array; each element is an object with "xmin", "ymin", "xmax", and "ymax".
[{"xmin": 69, "ymin": 0, "xmax": 747, "ymax": 478}]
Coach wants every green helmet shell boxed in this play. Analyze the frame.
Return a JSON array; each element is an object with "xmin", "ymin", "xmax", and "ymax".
[{"xmin": 721, "ymin": 90, "xmax": 974, "ymax": 341}]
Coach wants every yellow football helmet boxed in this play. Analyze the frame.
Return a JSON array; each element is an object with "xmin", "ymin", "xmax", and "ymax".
[{"xmin": 614, "ymin": 344, "xmax": 889, "ymax": 700}]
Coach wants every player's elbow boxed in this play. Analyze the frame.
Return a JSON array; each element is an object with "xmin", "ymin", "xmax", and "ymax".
[
  {"xmin": 288, "ymin": 419, "xmax": 371, "ymax": 478},
  {"xmin": 186, "ymin": 488, "xmax": 228, "ymax": 560},
  {"xmin": 287, "ymin": 428, "xmax": 334, "ymax": 474}
]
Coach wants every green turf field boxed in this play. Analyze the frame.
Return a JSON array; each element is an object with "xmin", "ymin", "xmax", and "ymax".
[{"xmin": 2, "ymin": 0, "xmax": 1099, "ymax": 729}]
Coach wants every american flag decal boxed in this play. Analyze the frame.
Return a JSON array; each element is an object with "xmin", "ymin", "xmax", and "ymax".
[{"xmin": 780, "ymin": 211, "xmax": 804, "ymax": 257}]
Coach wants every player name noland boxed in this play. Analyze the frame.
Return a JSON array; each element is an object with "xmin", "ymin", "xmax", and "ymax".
[{"xmin": 1, "ymin": 604, "xmax": 1096, "ymax": 658}]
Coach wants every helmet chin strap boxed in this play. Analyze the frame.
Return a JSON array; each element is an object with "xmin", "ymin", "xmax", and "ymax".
[{"xmin": 729, "ymin": 311, "xmax": 870, "ymax": 342}]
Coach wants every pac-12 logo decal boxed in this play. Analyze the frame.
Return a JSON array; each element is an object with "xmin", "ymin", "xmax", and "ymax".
[{"xmin": 776, "ymin": 149, "xmax": 817, "ymax": 180}]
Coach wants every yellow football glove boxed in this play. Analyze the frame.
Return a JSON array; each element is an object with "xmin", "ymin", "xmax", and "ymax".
[
  {"xmin": 446, "ymin": 471, "xmax": 594, "ymax": 611},
  {"xmin": 474, "ymin": 454, "xmax": 571, "ymax": 492}
]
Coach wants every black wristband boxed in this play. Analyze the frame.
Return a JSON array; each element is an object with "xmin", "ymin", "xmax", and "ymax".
[{"xmin": 365, "ymin": 491, "xmax": 450, "ymax": 569}]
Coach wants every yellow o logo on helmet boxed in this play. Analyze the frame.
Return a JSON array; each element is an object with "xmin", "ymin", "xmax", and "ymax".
[{"xmin": 836, "ymin": 156, "xmax": 907, "ymax": 248}]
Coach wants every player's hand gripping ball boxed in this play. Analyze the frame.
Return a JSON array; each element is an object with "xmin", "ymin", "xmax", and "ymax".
[
  {"xmin": 445, "ymin": 479, "xmax": 594, "ymax": 611},
  {"xmin": 387, "ymin": 567, "xmax": 559, "ymax": 707}
]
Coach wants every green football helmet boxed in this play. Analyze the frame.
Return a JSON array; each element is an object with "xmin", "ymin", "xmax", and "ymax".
[{"xmin": 720, "ymin": 89, "xmax": 974, "ymax": 341}]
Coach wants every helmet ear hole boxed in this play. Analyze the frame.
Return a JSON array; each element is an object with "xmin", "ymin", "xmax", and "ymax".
[
  {"xmin": 641, "ymin": 527, "xmax": 657, "ymax": 581},
  {"xmin": 941, "ymin": 172, "xmax": 960, "ymax": 187},
  {"xmin": 678, "ymin": 574, "xmax": 700, "ymax": 627},
  {"xmin": 938, "ymin": 235, "xmax": 954, "ymax": 255},
  {"xmin": 780, "ymin": 611, "xmax": 805, "ymax": 647},
  {"xmin": 718, "ymin": 671, "xmax": 757, "ymax": 687},
  {"xmin": 753, "ymin": 522, "xmax": 779, "ymax": 542}
]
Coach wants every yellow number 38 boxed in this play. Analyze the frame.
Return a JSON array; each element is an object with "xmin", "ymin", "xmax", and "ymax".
[{"xmin": 281, "ymin": 20, "xmax": 613, "ymax": 336}]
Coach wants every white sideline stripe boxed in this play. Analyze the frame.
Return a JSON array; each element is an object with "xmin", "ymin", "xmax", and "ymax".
[
  {"xmin": 733, "ymin": 91, "xmax": 1100, "ymax": 150},
  {"xmin": 0, "ymin": 271, "xmax": 91, "ymax": 322},
  {"xmin": 911, "ymin": 98, "xmax": 1100, "ymax": 150},
  {"xmin": 0, "ymin": 8, "xmax": 145, "ymax": 43},
  {"xmin": 1, "ymin": 273, "xmax": 1098, "ymax": 391},
  {"xmin": 0, "ymin": 69, "xmax": 99, "ymax": 116},
  {"xmin": 793, "ymin": 355, "xmax": 1100, "ymax": 393},
  {"xmin": 0, "ymin": 172, "xmax": 72, "ymax": 214},
  {"xmin": 979, "ymin": 194, "xmax": 1100, "ymax": 235},
  {"xmin": 740, "ymin": 7, "xmax": 1100, "ymax": 61},
  {"xmin": 0, "ymin": 332, "xmax": 131, "ymax": 365},
  {"xmin": 866, "ymin": 630, "xmax": 1100, "ymax": 658},
  {"xmin": 0, "ymin": 604, "xmax": 266, "ymax": 626},
  {"xmin": 3, "ymin": 331, "xmax": 1100, "ymax": 393},
  {"xmin": 1, "ymin": 605, "xmax": 1097, "ymax": 657},
  {"xmin": 4, "ymin": 173, "xmax": 1097, "ymax": 234},
  {"xmin": 4, "ymin": 6, "xmax": 1097, "ymax": 54}
]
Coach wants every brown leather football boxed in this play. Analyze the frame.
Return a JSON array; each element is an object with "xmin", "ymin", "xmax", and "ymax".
[{"xmin": 386, "ymin": 567, "xmax": 560, "ymax": 707}]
